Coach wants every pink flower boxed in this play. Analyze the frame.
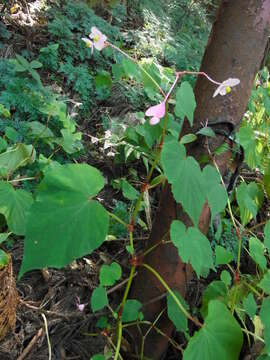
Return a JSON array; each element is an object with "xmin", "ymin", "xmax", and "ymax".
[
  {"xmin": 145, "ymin": 101, "xmax": 166, "ymax": 125},
  {"xmin": 82, "ymin": 26, "xmax": 107, "ymax": 53},
  {"xmin": 213, "ymin": 78, "xmax": 240, "ymax": 97},
  {"xmin": 75, "ymin": 296, "xmax": 85, "ymax": 312}
]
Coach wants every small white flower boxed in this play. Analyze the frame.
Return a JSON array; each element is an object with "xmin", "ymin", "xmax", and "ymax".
[
  {"xmin": 213, "ymin": 78, "xmax": 240, "ymax": 98},
  {"xmin": 82, "ymin": 27, "xmax": 107, "ymax": 53},
  {"xmin": 89, "ymin": 26, "xmax": 107, "ymax": 51},
  {"xmin": 75, "ymin": 296, "xmax": 86, "ymax": 312}
]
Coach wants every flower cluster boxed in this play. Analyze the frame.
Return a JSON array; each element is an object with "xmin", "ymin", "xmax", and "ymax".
[
  {"xmin": 145, "ymin": 77, "xmax": 240, "ymax": 126},
  {"xmin": 81, "ymin": 27, "xmax": 241, "ymax": 126}
]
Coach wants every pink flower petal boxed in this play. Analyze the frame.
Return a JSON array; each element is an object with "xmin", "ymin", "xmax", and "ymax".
[
  {"xmin": 89, "ymin": 27, "xmax": 107, "ymax": 51},
  {"xmin": 90, "ymin": 26, "xmax": 102, "ymax": 39},
  {"xmin": 149, "ymin": 116, "xmax": 161, "ymax": 125},
  {"xmin": 77, "ymin": 304, "xmax": 85, "ymax": 312},
  {"xmin": 145, "ymin": 102, "xmax": 166, "ymax": 118},
  {"xmin": 94, "ymin": 36, "xmax": 106, "ymax": 51}
]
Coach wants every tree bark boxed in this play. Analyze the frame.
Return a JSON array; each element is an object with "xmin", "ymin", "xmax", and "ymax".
[{"xmin": 129, "ymin": 1, "xmax": 270, "ymax": 359}]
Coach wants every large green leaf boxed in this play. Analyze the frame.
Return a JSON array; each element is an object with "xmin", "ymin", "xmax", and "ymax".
[
  {"xmin": 174, "ymin": 160, "xmax": 204, "ymax": 213},
  {"xmin": 162, "ymin": 139, "xmax": 205, "ymax": 226},
  {"xmin": 20, "ymin": 164, "xmax": 109, "ymax": 276},
  {"xmin": 0, "ymin": 181, "xmax": 33, "ymax": 235},
  {"xmin": 175, "ymin": 82, "xmax": 196, "ymax": 126},
  {"xmin": 161, "ymin": 139, "xmax": 226, "ymax": 226},
  {"xmin": 170, "ymin": 220, "xmax": 214, "ymax": 277},
  {"xmin": 183, "ymin": 300, "xmax": 243, "ymax": 360},
  {"xmin": 0, "ymin": 144, "xmax": 36, "ymax": 177}
]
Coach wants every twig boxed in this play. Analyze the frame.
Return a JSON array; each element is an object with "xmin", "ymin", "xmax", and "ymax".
[
  {"xmin": 41, "ymin": 313, "xmax": 52, "ymax": 360},
  {"xmin": 107, "ymin": 272, "xmax": 137, "ymax": 295},
  {"xmin": 17, "ymin": 328, "xmax": 43, "ymax": 360}
]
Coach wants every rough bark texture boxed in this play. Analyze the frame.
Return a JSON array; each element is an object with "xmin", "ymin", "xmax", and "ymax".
[{"xmin": 129, "ymin": 1, "xmax": 270, "ymax": 359}]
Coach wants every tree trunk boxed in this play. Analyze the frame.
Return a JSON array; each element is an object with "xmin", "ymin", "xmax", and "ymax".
[{"xmin": 129, "ymin": 1, "xmax": 270, "ymax": 359}]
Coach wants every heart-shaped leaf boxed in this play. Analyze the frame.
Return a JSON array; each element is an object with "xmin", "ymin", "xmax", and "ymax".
[
  {"xmin": 99, "ymin": 262, "xmax": 122, "ymax": 286},
  {"xmin": 183, "ymin": 300, "xmax": 243, "ymax": 360},
  {"xmin": 20, "ymin": 164, "xmax": 109, "ymax": 277}
]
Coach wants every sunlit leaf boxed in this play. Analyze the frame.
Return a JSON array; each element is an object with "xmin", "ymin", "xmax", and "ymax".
[
  {"xmin": 0, "ymin": 144, "xmax": 36, "ymax": 177},
  {"xmin": 197, "ymin": 127, "xmax": 216, "ymax": 138},
  {"xmin": 0, "ymin": 233, "xmax": 9, "ymax": 245},
  {"xmin": 180, "ymin": 134, "xmax": 197, "ymax": 144},
  {"xmin": 0, "ymin": 249, "xmax": 9, "ymax": 267},
  {"xmin": 236, "ymin": 182, "xmax": 263, "ymax": 226}
]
